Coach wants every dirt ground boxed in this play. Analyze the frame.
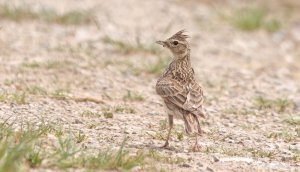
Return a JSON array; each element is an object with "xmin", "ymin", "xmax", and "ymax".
[{"xmin": 0, "ymin": 0, "xmax": 300, "ymax": 171}]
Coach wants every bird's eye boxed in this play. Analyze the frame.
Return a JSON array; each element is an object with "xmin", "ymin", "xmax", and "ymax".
[{"xmin": 173, "ymin": 41, "xmax": 178, "ymax": 45}]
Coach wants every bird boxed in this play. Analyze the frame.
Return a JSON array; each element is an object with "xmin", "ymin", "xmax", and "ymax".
[{"xmin": 155, "ymin": 30, "xmax": 205, "ymax": 151}]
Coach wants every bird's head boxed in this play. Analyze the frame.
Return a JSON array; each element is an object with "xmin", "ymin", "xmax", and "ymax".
[{"xmin": 156, "ymin": 30, "xmax": 190, "ymax": 59}]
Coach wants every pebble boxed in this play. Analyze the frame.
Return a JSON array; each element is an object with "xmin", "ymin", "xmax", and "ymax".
[
  {"xmin": 74, "ymin": 119, "xmax": 83, "ymax": 124},
  {"xmin": 146, "ymin": 112, "xmax": 160, "ymax": 116},
  {"xmin": 197, "ymin": 162, "xmax": 203, "ymax": 167},
  {"xmin": 294, "ymin": 100, "xmax": 300, "ymax": 111},
  {"xmin": 180, "ymin": 163, "xmax": 191, "ymax": 168},
  {"xmin": 212, "ymin": 155, "xmax": 219, "ymax": 162},
  {"xmin": 281, "ymin": 156, "xmax": 292, "ymax": 162},
  {"xmin": 206, "ymin": 167, "xmax": 214, "ymax": 172}
]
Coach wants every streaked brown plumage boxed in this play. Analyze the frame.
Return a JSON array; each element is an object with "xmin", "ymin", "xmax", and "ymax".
[{"xmin": 156, "ymin": 30, "xmax": 205, "ymax": 151}]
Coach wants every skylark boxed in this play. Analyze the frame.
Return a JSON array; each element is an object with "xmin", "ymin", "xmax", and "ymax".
[{"xmin": 156, "ymin": 30, "xmax": 205, "ymax": 151}]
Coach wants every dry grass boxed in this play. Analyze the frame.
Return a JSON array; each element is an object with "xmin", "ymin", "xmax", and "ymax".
[
  {"xmin": 0, "ymin": 92, "xmax": 26, "ymax": 104},
  {"xmin": 103, "ymin": 36, "xmax": 161, "ymax": 55},
  {"xmin": 254, "ymin": 97, "xmax": 293, "ymax": 113},
  {"xmin": 222, "ymin": 7, "xmax": 281, "ymax": 32},
  {"xmin": 123, "ymin": 90, "xmax": 145, "ymax": 102},
  {"xmin": 0, "ymin": 4, "xmax": 94, "ymax": 25},
  {"xmin": 0, "ymin": 121, "xmax": 182, "ymax": 171},
  {"xmin": 0, "ymin": 0, "xmax": 300, "ymax": 171}
]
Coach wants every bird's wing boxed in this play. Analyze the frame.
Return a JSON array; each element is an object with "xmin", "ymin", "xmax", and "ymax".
[
  {"xmin": 156, "ymin": 78, "xmax": 186, "ymax": 106},
  {"xmin": 183, "ymin": 81, "xmax": 204, "ymax": 113},
  {"xmin": 156, "ymin": 78, "xmax": 185, "ymax": 97},
  {"xmin": 156, "ymin": 79, "xmax": 204, "ymax": 115}
]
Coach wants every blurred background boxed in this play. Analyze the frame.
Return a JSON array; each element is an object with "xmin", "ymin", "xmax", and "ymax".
[{"xmin": 0, "ymin": 0, "xmax": 299, "ymax": 171}]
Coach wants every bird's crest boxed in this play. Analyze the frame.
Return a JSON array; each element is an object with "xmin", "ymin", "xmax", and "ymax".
[{"xmin": 169, "ymin": 30, "xmax": 189, "ymax": 41}]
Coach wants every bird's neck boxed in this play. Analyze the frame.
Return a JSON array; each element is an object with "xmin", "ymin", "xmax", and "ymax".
[
  {"xmin": 171, "ymin": 49, "xmax": 194, "ymax": 81},
  {"xmin": 174, "ymin": 49, "xmax": 191, "ymax": 67}
]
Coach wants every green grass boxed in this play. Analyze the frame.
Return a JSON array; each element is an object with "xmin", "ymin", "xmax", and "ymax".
[
  {"xmin": 254, "ymin": 96, "xmax": 292, "ymax": 113},
  {"xmin": 265, "ymin": 129, "xmax": 296, "ymax": 142},
  {"xmin": 148, "ymin": 121, "xmax": 185, "ymax": 142},
  {"xmin": 203, "ymin": 145, "xmax": 276, "ymax": 159},
  {"xmin": 146, "ymin": 56, "xmax": 169, "ymax": 76},
  {"xmin": 223, "ymin": 108, "xmax": 256, "ymax": 116},
  {"xmin": 221, "ymin": 148, "xmax": 243, "ymax": 157},
  {"xmin": 147, "ymin": 149, "xmax": 185, "ymax": 164},
  {"xmin": 50, "ymin": 137, "xmax": 146, "ymax": 170},
  {"xmin": 233, "ymin": 8, "xmax": 264, "ymax": 31},
  {"xmin": 202, "ymin": 146, "xmax": 243, "ymax": 156},
  {"xmin": 11, "ymin": 93, "xmax": 26, "ymax": 104},
  {"xmin": 74, "ymin": 132, "xmax": 86, "ymax": 143},
  {"xmin": 51, "ymin": 137, "xmax": 81, "ymax": 169},
  {"xmin": 22, "ymin": 62, "xmax": 42, "ymax": 68},
  {"xmin": 25, "ymin": 85, "xmax": 104, "ymax": 104},
  {"xmin": 3, "ymin": 79, "xmax": 14, "ymax": 86},
  {"xmin": 26, "ymin": 85, "xmax": 47, "ymax": 95},
  {"xmin": 123, "ymin": 90, "xmax": 144, "ymax": 102},
  {"xmin": 264, "ymin": 19, "xmax": 281, "ymax": 32},
  {"xmin": 102, "ymin": 36, "xmax": 161, "ymax": 55},
  {"xmin": 22, "ymin": 61, "xmax": 69, "ymax": 70},
  {"xmin": 113, "ymin": 105, "xmax": 136, "ymax": 114},
  {"xmin": 224, "ymin": 7, "xmax": 281, "ymax": 32},
  {"xmin": 0, "ymin": 92, "xmax": 26, "ymax": 104},
  {"xmin": 81, "ymin": 110, "xmax": 102, "ymax": 118},
  {"xmin": 50, "ymin": 89, "xmax": 69, "ymax": 100},
  {"xmin": 293, "ymin": 154, "xmax": 300, "ymax": 162},
  {"xmin": 284, "ymin": 117, "xmax": 300, "ymax": 125},
  {"xmin": 103, "ymin": 111, "xmax": 114, "ymax": 119},
  {"xmin": 159, "ymin": 120, "xmax": 167, "ymax": 130},
  {"xmin": 80, "ymin": 140, "xmax": 145, "ymax": 170},
  {"xmin": 296, "ymin": 128, "xmax": 300, "ymax": 138},
  {"xmin": 175, "ymin": 131, "xmax": 184, "ymax": 141},
  {"xmin": 0, "ymin": 4, "xmax": 94, "ymax": 25},
  {"xmin": 246, "ymin": 148, "xmax": 276, "ymax": 159},
  {"xmin": 0, "ymin": 121, "xmax": 166, "ymax": 171},
  {"xmin": 290, "ymin": 147, "xmax": 300, "ymax": 162},
  {"xmin": 26, "ymin": 147, "xmax": 43, "ymax": 168},
  {"xmin": 53, "ymin": 11, "xmax": 94, "ymax": 25},
  {"xmin": 82, "ymin": 106, "xmax": 134, "ymax": 119},
  {"xmin": 0, "ymin": 122, "xmax": 51, "ymax": 172}
]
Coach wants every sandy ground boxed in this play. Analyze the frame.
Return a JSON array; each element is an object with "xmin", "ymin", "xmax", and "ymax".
[{"xmin": 0, "ymin": 0, "xmax": 300, "ymax": 171}]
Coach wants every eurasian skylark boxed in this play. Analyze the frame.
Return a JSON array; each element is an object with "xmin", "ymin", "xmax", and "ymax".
[{"xmin": 156, "ymin": 30, "xmax": 205, "ymax": 151}]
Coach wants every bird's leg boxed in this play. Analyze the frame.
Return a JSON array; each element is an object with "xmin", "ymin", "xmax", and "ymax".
[
  {"xmin": 191, "ymin": 115, "xmax": 202, "ymax": 152},
  {"xmin": 191, "ymin": 134, "xmax": 201, "ymax": 152},
  {"xmin": 161, "ymin": 115, "xmax": 173, "ymax": 148}
]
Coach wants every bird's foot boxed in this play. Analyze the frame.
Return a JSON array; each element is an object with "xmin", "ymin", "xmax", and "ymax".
[
  {"xmin": 160, "ymin": 142, "xmax": 170, "ymax": 149},
  {"xmin": 191, "ymin": 143, "xmax": 201, "ymax": 152}
]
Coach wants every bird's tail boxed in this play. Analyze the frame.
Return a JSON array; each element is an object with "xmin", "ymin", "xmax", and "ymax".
[
  {"xmin": 183, "ymin": 112, "xmax": 202, "ymax": 136},
  {"xmin": 192, "ymin": 106, "xmax": 206, "ymax": 119}
]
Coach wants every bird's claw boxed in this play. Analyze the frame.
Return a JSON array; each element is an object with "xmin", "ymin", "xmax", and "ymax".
[
  {"xmin": 191, "ymin": 144, "xmax": 201, "ymax": 152},
  {"xmin": 160, "ymin": 142, "xmax": 170, "ymax": 149}
]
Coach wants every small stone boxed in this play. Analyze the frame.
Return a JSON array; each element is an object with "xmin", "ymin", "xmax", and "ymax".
[
  {"xmin": 295, "ymin": 100, "xmax": 300, "ymax": 111},
  {"xmin": 228, "ymin": 123, "xmax": 235, "ymax": 127},
  {"xmin": 281, "ymin": 156, "xmax": 292, "ymax": 162},
  {"xmin": 206, "ymin": 167, "xmax": 214, "ymax": 172},
  {"xmin": 197, "ymin": 162, "xmax": 203, "ymax": 167},
  {"xmin": 212, "ymin": 155, "xmax": 219, "ymax": 162},
  {"xmin": 180, "ymin": 163, "xmax": 191, "ymax": 168},
  {"xmin": 147, "ymin": 112, "xmax": 159, "ymax": 116},
  {"xmin": 227, "ymin": 139, "xmax": 235, "ymax": 143},
  {"xmin": 74, "ymin": 119, "xmax": 83, "ymax": 124}
]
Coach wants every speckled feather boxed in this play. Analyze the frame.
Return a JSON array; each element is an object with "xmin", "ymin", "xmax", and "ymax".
[{"xmin": 156, "ymin": 30, "xmax": 205, "ymax": 136}]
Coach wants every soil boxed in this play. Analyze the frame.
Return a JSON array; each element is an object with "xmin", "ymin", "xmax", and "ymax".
[{"xmin": 0, "ymin": 0, "xmax": 300, "ymax": 171}]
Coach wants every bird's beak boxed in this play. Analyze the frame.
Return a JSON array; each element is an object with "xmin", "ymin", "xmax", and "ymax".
[{"xmin": 156, "ymin": 40, "xmax": 167, "ymax": 47}]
